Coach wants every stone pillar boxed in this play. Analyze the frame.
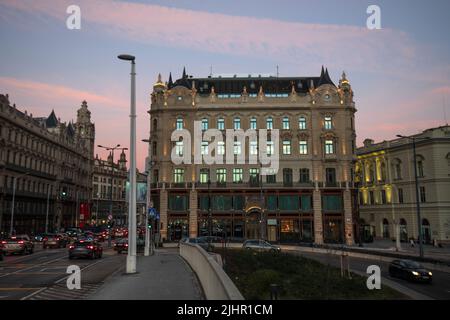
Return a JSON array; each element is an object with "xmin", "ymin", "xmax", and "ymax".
[
  {"xmin": 313, "ymin": 189, "xmax": 323, "ymax": 244},
  {"xmin": 160, "ymin": 188, "xmax": 168, "ymax": 241},
  {"xmin": 343, "ymin": 189, "xmax": 354, "ymax": 245},
  {"xmin": 189, "ymin": 189, "xmax": 198, "ymax": 237}
]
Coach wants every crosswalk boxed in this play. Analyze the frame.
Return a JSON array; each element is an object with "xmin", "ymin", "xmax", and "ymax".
[{"xmin": 25, "ymin": 282, "xmax": 103, "ymax": 300}]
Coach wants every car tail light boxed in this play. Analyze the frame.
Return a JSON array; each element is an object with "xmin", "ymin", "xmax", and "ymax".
[
  {"xmin": 1, "ymin": 241, "xmax": 6, "ymax": 244},
  {"xmin": 125, "ymin": 244, "xmax": 128, "ymax": 247},
  {"xmin": 69, "ymin": 245, "xmax": 74, "ymax": 249},
  {"xmin": 87, "ymin": 245, "xmax": 94, "ymax": 250},
  {"xmin": 18, "ymin": 240, "xmax": 24, "ymax": 244},
  {"xmin": 56, "ymin": 237, "xmax": 60, "ymax": 241},
  {"xmin": 43, "ymin": 237, "xmax": 48, "ymax": 241}
]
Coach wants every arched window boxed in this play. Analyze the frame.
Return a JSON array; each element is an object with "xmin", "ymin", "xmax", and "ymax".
[{"xmin": 416, "ymin": 155, "xmax": 425, "ymax": 177}]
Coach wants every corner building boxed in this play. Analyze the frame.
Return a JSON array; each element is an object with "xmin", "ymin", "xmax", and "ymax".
[{"xmin": 147, "ymin": 67, "xmax": 358, "ymax": 244}]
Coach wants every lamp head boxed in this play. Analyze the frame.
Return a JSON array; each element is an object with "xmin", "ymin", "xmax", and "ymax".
[{"xmin": 118, "ymin": 54, "xmax": 135, "ymax": 61}]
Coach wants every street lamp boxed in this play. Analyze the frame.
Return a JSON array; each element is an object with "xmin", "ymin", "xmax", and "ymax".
[
  {"xmin": 118, "ymin": 53, "xmax": 137, "ymax": 274},
  {"xmin": 10, "ymin": 172, "xmax": 30, "ymax": 236},
  {"xmin": 396, "ymin": 134, "xmax": 430, "ymax": 259}
]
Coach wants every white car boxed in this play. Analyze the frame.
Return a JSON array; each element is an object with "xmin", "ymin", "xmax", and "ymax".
[{"xmin": 243, "ymin": 239, "xmax": 281, "ymax": 252}]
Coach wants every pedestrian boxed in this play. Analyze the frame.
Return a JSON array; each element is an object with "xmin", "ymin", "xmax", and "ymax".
[{"xmin": 410, "ymin": 238, "xmax": 415, "ymax": 247}]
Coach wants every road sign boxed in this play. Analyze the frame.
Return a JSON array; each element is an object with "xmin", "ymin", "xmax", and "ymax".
[{"xmin": 148, "ymin": 207, "xmax": 156, "ymax": 217}]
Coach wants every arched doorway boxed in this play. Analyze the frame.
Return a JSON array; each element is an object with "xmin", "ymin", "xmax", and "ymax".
[
  {"xmin": 245, "ymin": 209, "xmax": 262, "ymax": 240},
  {"xmin": 422, "ymin": 219, "xmax": 431, "ymax": 244},
  {"xmin": 400, "ymin": 218, "xmax": 408, "ymax": 242},
  {"xmin": 382, "ymin": 218, "xmax": 390, "ymax": 239}
]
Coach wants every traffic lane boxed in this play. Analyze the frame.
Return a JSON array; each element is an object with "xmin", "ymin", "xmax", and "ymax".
[
  {"xmin": 0, "ymin": 249, "xmax": 121, "ymax": 300},
  {"xmin": 291, "ymin": 251, "xmax": 450, "ymax": 300}
]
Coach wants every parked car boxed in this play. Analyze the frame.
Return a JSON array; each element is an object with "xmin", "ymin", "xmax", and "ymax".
[
  {"xmin": 43, "ymin": 234, "xmax": 67, "ymax": 249},
  {"xmin": 0, "ymin": 235, "xmax": 34, "ymax": 255},
  {"xmin": 389, "ymin": 259, "xmax": 432, "ymax": 283},
  {"xmin": 197, "ymin": 236, "xmax": 224, "ymax": 244},
  {"xmin": 34, "ymin": 233, "xmax": 46, "ymax": 242},
  {"xmin": 114, "ymin": 237, "xmax": 145, "ymax": 254},
  {"xmin": 243, "ymin": 239, "xmax": 281, "ymax": 253},
  {"xmin": 69, "ymin": 240, "xmax": 103, "ymax": 259}
]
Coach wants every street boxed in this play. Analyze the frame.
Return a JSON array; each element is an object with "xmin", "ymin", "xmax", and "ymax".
[
  {"xmin": 0, "ymin": 243, "xmax": 125, "ymax": 300},
  {"xmin": 289, "ymin": 250, "xmax": 450, "ymax": 300}
]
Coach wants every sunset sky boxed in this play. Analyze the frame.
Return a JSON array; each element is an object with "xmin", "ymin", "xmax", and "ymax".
[{"xmin": 1, "ymin": 0, "xmax": 449, "ymax": 171}]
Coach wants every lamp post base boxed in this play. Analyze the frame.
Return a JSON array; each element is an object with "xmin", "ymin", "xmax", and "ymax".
[{"xmin": 126, "ymin": 255, "xmax": 136, "ymax": 274}]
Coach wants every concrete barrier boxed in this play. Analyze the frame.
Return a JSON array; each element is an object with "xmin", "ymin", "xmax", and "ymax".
[{"xmin": 179, "ymin": 243, "xmax": 244, "ymax": 300}]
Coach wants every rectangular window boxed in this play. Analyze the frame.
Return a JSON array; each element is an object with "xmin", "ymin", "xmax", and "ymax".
[
  {"xmin": 201, "ymin": 118, "xmax": 208, "ymax": 130},
  {"xmin": 420, "ymin": 186, "xmax": 426, "ymax": 203},
  {"xmin": 282, "ymin": 140, "xmax": 291, "ymax": 155},
  {"xmin": 398, "ymin": 188, "xmax": 404, "ymax": 204},
  {"xmin": 325, "ymin": 140, "xmax": 334, "ymax": 154},
  {"xmin": 267, "ymin": 195, "xmax": 277, "ymax": 210},
  {"xmin": 299, "ymin": 140, "xmax": 308, "ymax": 155},
  {"xmin": 282, "ymin": 117, "xmax": 290, "ymax": 129},
  {"xmin": 175, "ymin": 141, "xmax": 183, "ymax": 156},
  {"xmin": 299, "ymin": 168, "xmax": 310, "ymax": 183},
  {"xmin": 249, "ymin": 168, "xmax": 259, "ymax": 184},
  {"xmin": 283, "ymin": 168, "xmax": 293, "ymax": 185},
  {"xmin": 169, "ymin": 195, "xmax": 188, "ymax": 211},
  {"xmin": 249, "ymin": 140, "xmax": 258, "ymax": 155},
  {"xmin": 217, "ymin": 141, "xmax": 225, "ymax": 155},
  {"xmin": 199, "ymin": 169, "xmax": 209, "ymax": 183},
  {"xmin": 212, "ymin": 195, "xmax": 232, "ymax": 211},
  {"xmin": 324, "ymin": 116, "xmax": 332, "ymax": 130},
  {"xmin": 234, "ymin": 141, "xmax": 242, "ymax": 155},
  {"xmin": 300, "ymin": 195, "xmax": 312, "ymax": 211},
  {"xmin": 173, "ymin": 168, "xmax": 184, "ymax": 183},
  {"xmin": 250, "ymin": 118, "xmax": 257, "ymax": 130},
  {"xmin": 299, "ymin": 117, "xmax": 307, "ymax": 130},
  {"xmin": 326, "ymin": 168, "xmax": 336, "ymax": 184},
  {"xmin": 322, "ymin": 195, "xmax": 342, "ymax": 211},
  {"xmin": 233, "ymin": 118, "xmax": 241, "ymax": 129},
  {"xmin": 233, "ymin": 195, "xmax": 245, "ymax": 210},
  {"xmin": 266, "ymin": 174, "xmax": 276, "ymax": 183},
  {"xmin": 201, "ymin": 141, "xmax": 209, "ymax": 155},
  {"xmin": 176, "ymin": 118, "xmax": 183, "ymax": 130},
  {"xmin": 279, "ymin": 195, "xmax": 299, "ymax": 211},
  {"xmin": 217, "ymin": 118, "xmax": 225, "ymax": 130},
  {"xmin": 381, "ymin": 189, "xmax": 387, "ymax": 204},
  {"xmin": 369, "ymin": 191, "xmax": 374, "ymax": 205},
  {"xmin": 216, "ymin": 168, "xmax": 227, "ymax": 183},
  {"xmin": 266, "ymin": 118, "xmax": 273, "ymax": 129},
  {"xmin": 267, "ymin": 141, "xmax": 274, "ymax": 155},
  {"xmin": 233, "ymin": 168, "xmax": 243, "ymax": 183}
]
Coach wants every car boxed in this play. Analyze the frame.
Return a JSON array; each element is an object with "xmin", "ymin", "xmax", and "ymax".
[
  {"xmin": 42, "ymin": 234, "xmax": 67, "ymax": 249},
  {"xmin": 197, "ymin": 236, "xmax": 224, "ymax": 244},
  {"xmin": 114, "ymin": 237, "xmax": 145, "ymax": 254},
  {"xmin": 389, "ymin": 259, "xmax": 433, "ymax": 283},
  {"xmin": 34, "ymin": 233, "xmax": 46, "ymax": 242},
  {"xmin": 243, "ymin": 239, "xmax": 281, "ymax": 253},
  {"xmin": 69, "ymin": 240, "xmax": 103, "ymax": 259},
  {"xmin": 181, "ymin": 237, "xmax": 214, "ymax": 252},
  {"xmin": 0, "ymin": 235, "xmax": 34, "ymax": 255}
]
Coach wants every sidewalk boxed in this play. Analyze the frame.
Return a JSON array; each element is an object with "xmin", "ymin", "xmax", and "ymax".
[{"xmin": 88, "ymin": 249, "xmax": 204, "ymax": 300}]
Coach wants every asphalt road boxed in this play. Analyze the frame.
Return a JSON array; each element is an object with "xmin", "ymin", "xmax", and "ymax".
[
  {"xmin": 0, "ymin": 242, "xmax": 125, "ymax": 300},
  {"xmin": 289, "ymin": 250, "xmax": 450, "ymax": 300}
]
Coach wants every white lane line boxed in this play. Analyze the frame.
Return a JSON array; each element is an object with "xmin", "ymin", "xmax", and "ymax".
[
  {"xmin": 20, "ymin": 287, "xmax": 47, "ymax": 300},
  {"xmin": 54, "ymin": 258, "xmax": 106, "ymax": 284},
  {"xmin": 0, "ymin": 255, "xmax": 66, "ymax": 279}
]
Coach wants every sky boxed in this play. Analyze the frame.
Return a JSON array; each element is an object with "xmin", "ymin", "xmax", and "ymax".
[{"xmin": 1, "ymin": 0, "xmax": 449, "ymax": 171}]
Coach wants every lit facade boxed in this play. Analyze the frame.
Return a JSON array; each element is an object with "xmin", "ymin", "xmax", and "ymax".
[{"xmin": 147, "ymin": 68, "xmax": 358, "ymax": 244}]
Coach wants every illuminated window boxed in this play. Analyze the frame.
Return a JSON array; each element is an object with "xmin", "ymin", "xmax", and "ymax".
[
  {"xmin": 233, "ymin": 117, "xmax": 241, "ymax": 129},
  {"xmin": 201, "ymin": 118, "xmax": 208, "ymax": 130},
  {"xmin": 199, "ymin": 169, "xmax": 209, "ymax": 183},
  {"xmin": 217, "ymin": 118, "xmax": 225, "ymax": 130},
  {"xmin": 324, "ymin": 116, "xmax": 332, "ymax": 130},
  {"xmin": 173, "ymin": 168, "xmax": 184, "ymax": 183},
  {"xmin": 250, "ymin": 117, "xmax": 257, "ymax": 130},
  {"xmin": 234, "ymin": 141, "xmax": 241, "ymax": 155},
  {"xmin": 176, "ymin": 117, "xmax": 183, "ymax": 130},
  {"xmin": 282, "ymin": 140, "xmax": 291, "ymax": 155},
  {"xmin": 267, "ymin": 141, "xmax": 274, "ymax": 155},
  {"xmin": 299, "ymin": 117, "xmax": 307, "ymax": 130},
  {"xmin": 299, "ymin": 140, "xmax": 308, "ymax": 155},
  {"xmin": 201, "ymin": 141, "xmax": 209, "ymax": 155},
  {"xmin": 282, "ymin": 117, "xmax": 290, "ymax": 129},
  {"xmin": 175, "ymin": 141, "xmax": 183, "ymax": 156},
  {"xmin": 233, "ymin": 168, "xmax": 243, "ymax": 183},
  {"xmin": 217, "ymin": 141, "xmax": 225, "ymax": 155},
  {"xmin": 266, "ymin": 117, "xmax": 273, "ymax": 129},
  {"xmin": 325, "ymin": 140, "xmax": 334, "ymax": 154},
  {"xmin": 216, "ymin": 168, "xmax": 227, "ymax": 182},
  {"xmin": 249, "ymin": 141, "xmax": 258, "ymax": 155}
]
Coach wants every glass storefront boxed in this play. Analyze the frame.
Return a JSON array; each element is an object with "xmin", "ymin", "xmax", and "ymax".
[
  {"xmin": 323, "ymin": 215, "xmax": 343, "ymax": 243},
  {"xmin": 198, "ymin": 217, "xmax": 244, "ymax": 240},
  {"xmin": 168, "ymin": 218, "xmax": 188, "ymax": 241}
]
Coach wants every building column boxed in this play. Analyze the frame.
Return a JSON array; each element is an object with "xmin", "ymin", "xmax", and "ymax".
[
  {"xmin": 160, "ymin": 188, "xmax": 168, "ymax": 241},
  {"xmin": 189, "ymin": 189, "xmax": 198, "ymax": 238},
  {"xmin": 313, "ymin": 189, "xmax": 323, "ymax": 244},
  {"xmin": 343, "ymin": 189, "xmax": 354, "ymax": 245}
]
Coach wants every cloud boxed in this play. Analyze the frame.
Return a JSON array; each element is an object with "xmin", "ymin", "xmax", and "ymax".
[{"xmin": 0, "ymin": 0, "xmax": 417, "ymax": 72}]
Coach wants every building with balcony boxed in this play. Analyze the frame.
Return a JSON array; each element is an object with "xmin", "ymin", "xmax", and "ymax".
[
  {"xmin": 356, "ymin": 125, "xmax": 450, "ymax": 243},
  {"xmin": 146, "ymin": 67, "xmax": 358, "ymax": 244},
  {"xmin": 0, "ymin": 94, "xmax": 95, "ymax": 234}
]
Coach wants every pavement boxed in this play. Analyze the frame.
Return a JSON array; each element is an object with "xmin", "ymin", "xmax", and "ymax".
[{"xmin": 88, "ymin": 248, "xmax": 204, "ymax": 300}]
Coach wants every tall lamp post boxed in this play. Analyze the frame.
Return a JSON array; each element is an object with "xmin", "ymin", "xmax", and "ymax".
[
  {"xmin": 118, "ymin": 53, "xmax": 137, "ymax": 274},
  {"xmin": 98, "ymin": 144, "xmax": 128, "ymax": 248},
  {"xmin": 396, "ymin": 134, "xmax": 430, "ymax": 259},
  {"xmin": 10, "ymin": 172, "xmax": 30, "ymax": 236}
]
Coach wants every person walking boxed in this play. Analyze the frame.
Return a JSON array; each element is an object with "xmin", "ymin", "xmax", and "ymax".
[{"xmin": 410, "ymin": 238, "xmax": 415, "ymax": 248}]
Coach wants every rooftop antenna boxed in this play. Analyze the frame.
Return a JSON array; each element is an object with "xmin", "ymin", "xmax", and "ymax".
[
  {"xmin": 210, "ymin": 65, "xmax": 213, "ymax": 77},
  {"xmin": 276, "ymin": 65, "xmax": 279, "ymax": 78}
]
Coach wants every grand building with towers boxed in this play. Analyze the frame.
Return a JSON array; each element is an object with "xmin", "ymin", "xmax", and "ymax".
[
  {"xmin": 146, "ymin": 67, "xmax": 358, "ymax": 244},
  {"xmin": 0, "ymin": 94, "xmax": 95, "ymax": 234}
]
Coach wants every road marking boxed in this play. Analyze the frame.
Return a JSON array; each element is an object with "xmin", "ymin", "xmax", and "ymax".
[
  {"xmin": 20, "ymin": 287, "xmax": 47, "ymax": 300},
  {"xmin": 0, "ymin": 255, "xmax": 66, "ymax": 279}
]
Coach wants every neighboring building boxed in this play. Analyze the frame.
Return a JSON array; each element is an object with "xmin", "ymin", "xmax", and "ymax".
[
  {"xmin": 0, "ymin": 94, "xmax": 95, "ymax": 234},
  {"xmin": 92, "ymin": 151, "xmax": 127, "ymax": 226},
  {"xmin": 146, "ymin": 67, "xmax": 358, "ymax": 244},
  {"xmin": 136, "ymin": 170, "xmax": 148, "ymax": 226},
  {"xmin": 356, "ymin": 125, "xmax": 450, "ymax": 243}
]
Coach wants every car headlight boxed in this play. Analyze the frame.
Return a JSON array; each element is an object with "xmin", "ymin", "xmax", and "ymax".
[
  {"xmin": 412, "ymin": 271, "xmax": 419, "ymax": 276},
  {"xmin": 428, "ymin": 272, "xmax": 432, "ymax": 276}
]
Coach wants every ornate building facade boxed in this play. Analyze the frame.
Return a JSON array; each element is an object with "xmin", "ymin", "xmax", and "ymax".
[
  {"xmin": 356, "ymin": 125, "xmax": 450, "ymax": 243},
  {"xmin": 146, "ymin": 67, "xmax": 358, "ymax": 244},
  {"xmin": 92, "ymin": 151, "xmax": 127, "ymax": 226},
  {"xmin": 0, "ymin": 94, "xmax": 95, "ymax": 234}
]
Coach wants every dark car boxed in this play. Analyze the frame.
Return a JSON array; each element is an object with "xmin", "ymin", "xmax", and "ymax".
[
  {"xmin": 43, "ymin": 234, "xmax": 67, "ymax": 249},
  {"xmin": 69, "ymin": 240, "xmax": 103, "ymax": 259},
  {"xmin": 1, "ymin": 235, "xmax": 34, "ymax": 255},
  {"xmin": 243, "ymin": 239, "xmax": 281, "ymax": 252},
  {"xmin": 389, "ymin": 259, "xmax": 433, "ymax": 283},
  {"xmin": 114, "ymin": 237, "xmax": 145, "ymax": 254}
]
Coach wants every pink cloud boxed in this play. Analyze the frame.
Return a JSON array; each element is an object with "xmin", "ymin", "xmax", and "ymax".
[
  {"xmin": 0, "ymin": 0, "xmax": 417, "ymax": 72},
  {"xmin": 1, "ymin": 76, "xmax": 150, "ymax": 171}
]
